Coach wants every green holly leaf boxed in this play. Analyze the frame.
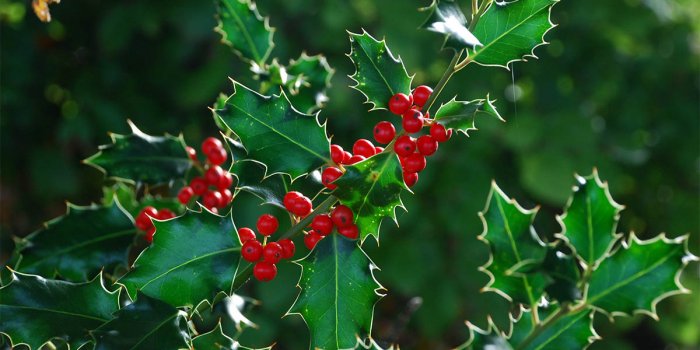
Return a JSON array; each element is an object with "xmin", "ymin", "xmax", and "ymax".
[
  {"xmin": 91, "ymin": 293, "xmax": 190, "ymax": 350},
  {"xmin": 191, "ymin": 292, "xmax": 255, "ymax": 341},
  {"xmin": 508, "ymin": 306, "xmax": 598, "ymax": 350},
  {"xmin": 192, "ymin": 323, "xmax": 238, "ymax": 350},
  {"xmin": 478, "ymin": 182, "xmax": 548, "ymax": 305},
  {"xmin": 347, "ymin": 30, "xmax": 412, "ymax": 111},
  {"xmin": 215, "ymin": 81, "xmax": 331, "ymax": 180},
  {"xmin": 434, "ymin": 96, "xmax": 503, "ymax": 136},
  {"xmin": 458, "ymin": 319, "xmax": 511, "ymax": 350},
  {"xmin": 118, "ymin": 210, "xmax": 241, "ymax": 307},
  {"xmin": 284, "ymin": 53, "xmax": 334, "ymax": 114},
  {"xmin": 102, "ymin": 182, "xmax": 183, "ymax": 218},
  {"xmin": 0, "ymin": 272, "xmax": 119, "ymax": 350},
  {"xmin": 333, "ymin": 152, "xmax": 407, "ymax": 243},
  {"xmin": 215, "ymin": 0, "xmax": 274, "ymax": 64},
  {"xmin": 288, "ymin": 234, "xmax": 384, "ymax": 349},
  {"xmin": 586, "ymin": 233, "xmax": 697, "ymax": 319},
  {"xmin": 541, "ymin": 246, "xmax": 582, "ymax": 303},
  {"xmin": 555, "ymin": 170, "xmax": 624, "ymax": 266},
  {"xmin": 469, "ymin": 0, "xmax": 558, "ymax": 68},
  {"xmin": 11, "ymin": 200, "xmax": 135, "ymax": 282},
  {"xmin": 420, "ymin": 0, "xmax": 483, "ymax": 50},
  {"xmin": 84, "ymin": 120, "xmax": 192, "ymax": 185}
]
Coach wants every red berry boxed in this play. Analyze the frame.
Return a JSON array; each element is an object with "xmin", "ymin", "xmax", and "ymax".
[
  {"xmin": 331, "ymin": 205, "xmax": 354, "ymax": 228},
  {"xmin": 207, "ymin": 147, "xmax": 228, "ymax": 165},
  {"xmin": 388, "ymin": 93, "xmax": 413, "ymax": 115},
  {"xmin": 375, "ymin": 146, "xmax": 384, "ymax": 153},
  {"xmin": 402, "ymin": 109, "xmax": 424, "ymax": 134},
  {"xmin": 373, "ymin": 121, "xmax": 396, "ymax": 144},
  {"xmin": 242, "ymin": 240, "xmax": 263, "ymax": 262},
  {"xmin": 238, "ymin": 227, "xmax": 256, "ymax": 243},
  {"xmin": 393, "ymin": 135, "xmax": 416, "ymax": 157},
  {"xmin": 322, "ymin": 167, "xmax": 343, "ymax": 190},
  {"xmin": 430, "ymin": 123, "xmax": 452, "ymax": 142},
  {"xmin": 278, "ymin": 239, "xmax": 296, "ymax": 259},
  {"xmin": 263, "ymin": 242, "xmax": 283, "ymax": 264},
  {"xmin": 311, "ymin": 214, "xmax": 334, "ymax": 236},
  {"xmin": 201, "ymin": 137, "xmax": 223, "ymax": 156},
  {"xmin": 219, "ymin": 188, "xmax": 233, "ymax": 206},
  {"xmin": 205, "ymin": 165, "xmax": 224, "ymax": 185},
  {"xmin": 403, "ymin": 172, "xmax": 418, "ymax": 187},
  {"xmin": 190, "ymin": 177, "xmax": 208, "ymax": 195},
  {"xmin": 186, "ymin": 146, "xmax": 197, "ymax": 162},
  {"xmin": 217, "ymin": 172, "xmax": 233, "ymax": 190},
  {"xmin": 156, "ymin": 209, "xmax": 175, "ymax": 220},
  {"xmin": 291, "ymin": 196, "xmax": 313, "ymax": 217},
  {"xmin": 283, "ymin": 191, "xmax": 303, "ymax": 212},
  {"xmin": 342, "ymin": 151, "xmax": 352, "ymax": 164},
  {"xmin": 330, "ymin": 144, "xmax": 345, "ymax": 164},
  {"xmin": 304, "ymin": 231, "xmax": 323, "ymax": 250},
  {"xmin": 135, "ymin": 206, "xmax": 158, "ymax": 231},
  {"xmin": 403, "ymin": 153, "xmax": 427, "ymax": 173},
  {"xmin": 202, "ymin": 190, "xmax": 223, "ymax": 209},
  {"xmin": 257, "ymin": 214, "xmax": 279, "ymax": 236},
  {"xmin": 412, "ymin": 85, "xmax": 433, "ymax": 107},
  {"xmin": 253, "ymin": 261, "xmax": 277, "ymax": 281},
  {"xmin": 145, "ymin": 226, "xmax": 156, "ymax": 243},
  {"xmin": 337, "ymin": 224, "xmax": 359, "ymax": 240},
  {"xmin": 416, "ymin": 135, "xmax": 438, "ymax": 156},
  {"xmin": 353, "ymin": 139, "xmax": 376, "ymax": 158},
  {"xmin": 177, "ymin": 186, "xmax": 194, "ymax": 204}
]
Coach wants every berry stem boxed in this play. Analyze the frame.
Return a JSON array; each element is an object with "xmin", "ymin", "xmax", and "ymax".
[{"xmin": 424, "ymin": 49, "xmax": 463, "ymax": 115}]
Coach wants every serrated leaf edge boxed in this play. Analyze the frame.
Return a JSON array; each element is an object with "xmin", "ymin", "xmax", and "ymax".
[
  {"xmin": 458, "ymin": 316, "xmax": 509, "ymax": 349},
  {"xmin": 434, "ymin": 94, "xmax": 504, "ymax": 137},
  {"xmin": 214, "ymin": 0, "xmax": 276, "ymax": 64},
  {"xmin": 507, "ymin": 304, "xmax": 600, "ymax": 349},
  {"xmin": 287, "ymin": 52, "xmax": 335, "ymax": 99}
]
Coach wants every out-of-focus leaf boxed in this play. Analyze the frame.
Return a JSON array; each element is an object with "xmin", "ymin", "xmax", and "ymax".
[
  {"xmin": 284, "ymin": 53, "xmax": 334, "ymax": 114},
  {"xmin": 420, "ymin": 0, "xmax": 483, "ymax": 50},
  {"xmin": 215, "ymin": 0, "xmax": 274, "ymax": 64}
]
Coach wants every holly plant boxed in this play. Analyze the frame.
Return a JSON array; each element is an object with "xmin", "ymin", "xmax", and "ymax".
[{"xmin": 1, "ymin": 0, "xmax": 696, "ymax": 349}]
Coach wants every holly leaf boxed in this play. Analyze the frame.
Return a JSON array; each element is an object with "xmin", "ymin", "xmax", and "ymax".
[
  {"xmin": 288, "ymin": 234, "xmax": 384, "ymax": 349},
  {"xmin": 508, "ymin": 306, "xmax": 598, "ymax": 350},
  {"xmin": 420, "ymin": 0, "xmax": 483, "ymax": 50},
  {"xmin": 91, "ymin": 293, "xmax": 190, "ymax": 350},
  {"xmin": 333, "ymin": 152, "xmax": 407, "ymax": 243},
  {"xmin": 347, "ymin": 30, "xmax": 412, "ymax": 111},
  {"xmin": 0, "ymin": 272, "xmax": 119, "ymax": 350},
  {"xmin": 284, "ymin": 53, "xmax": 334, "ymax": 114},
  {"xmin": 11, "ymin": 200, "xmax": 135, "ymax": 282},
  {"xmin": 586, "ymin": 233, "xmax": 697, "ymax": 319},
  {"xmin": 434, "ymin": 96, "xmax": 503, "ymax": 136},
  {"xmin": 191, "ymin": 323, "xmax": 238, "ymax": 350},
  {"xmin": 478, "ymin": 182, "xmax": 548, "ymax": 305},
  {"xmin": 458, "ymin": 319, "xmax": 511, "ymax": 350},
  {"xmin": 469, "ymin": 0, "xmax": 558, "ymax": 68},
  {"xmin": 118, "ymin": 210, "xmax": 241, "ymax": 307},
  {"xmin": 84, "ymin": 120, "xmax": 192, "ymax": 185},
  {"xmin": 541, "ymin": 246, "xmax": 582, "ymax": 303},
  {"xmin": 102, "ymin": 182, "xmax": 183, "ymax": 218},
  {"xmin": 215, "ymin": 0, "xmax": 274, "ymax": 64},
  {"xmin": 191, "ymin": 292, "xmax": 255, "ymax": 341},
  {"xmin": 214, "ymin": 81, "xmax": 331, "ymax": 180},
  {"xmin": 555, "ymin": 170, "xmax": 624, "ymax": 267}
]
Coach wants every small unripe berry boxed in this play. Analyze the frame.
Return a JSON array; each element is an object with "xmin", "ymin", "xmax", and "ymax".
[
  {"xmin": 347, "ymin": 155, "xmax": 366, "ymax": 164},
  {"xmin": 278, "ymin": 239, "xmax": 296, "ymax": 259},
  {"xmin": 253, "ymin": 261, "xmax": 277, "ymax": 281},
  {"xmin": 402, "ymin": 109, "xmax": 424, "ymax": 134},
  {"xmin": 257, "ymin": 214, "xmax": 279, "ymax": 236},
  {"xmin": 135, "ymin": 206, "xmax": 158, "ymax": 231},
  {"xmin": 263, "ymin": 242, "xmax": 283, "ymax": 264},
  {"xmin": 304, "ymin": 231, "xmax": 323, "ymax": 250},
  {"xmin": 283, "ymin": 191, "xmax": 303, "ymax": 212},
  {"xmin": 412, "ymin": 85, "xmax": 433, "ymax": 107},
  {"xmin": 388, "ymin": 93, "xmax": 413, "ymax": 115},
  {"xmin": 403, "ymin": 172, "xmax": 418, "ymax": 187},
  {"xmin": 190, "ymin": 177, "xmax": 208, "ymax": 195},
  {"xmin": 322, "ymin": 167, "xmax": 343, "ymax": 190},
  {"xmin": 186, "ymin": 146, "xmax": 198, "ymax": 162},
  {"xmin": 331, "ymin": 205, "xmax": 354, "ymax": 228},
  {"xmin": 373, "ymin": 121, "xmax": 396, "ymax": 144},
  {"xmin": 416, "ymin": 135, "xmax": 438, "ymax": 156},
  {"xmin": 202, "ymin": 190, "xmax": 223, "ymax": 209},
  {"xmin": 205, "ymin": 165, "xmax": 224, "ymax": 185},
  {"xmin": 242, "ymin": 240, "xmax": 263, "ymax": 262},
  {"xmin": 311, "ymin": 214, "xmax": 334, "ymax": 236},
  {"xmin": 393, "ymin": 135, "xmax": 416, "ymax": 157},
  {"xmin": 238, "ymin": 227, "xmax": 256, "ymax": 243},
  {"xmin": 207, "ymin": 147, "xmax": 228, "ymax": 165},
  {"xmin": 219, "ymin": 189, "xmax": 233, "ymax": 206},
  {"xmin": 430, "ymin": 123, "xmax": 452, "ymax": 142},
  {"xmin": 330, "ymin": 144, "xmax": 345, "ymax": 164},
  {"xmin": 353, "ymin": 139, "xmax": 376, "ymax": 158},
  {"xmin": 291, "ymin": 196, "xmax": 313, "ymax": 217},
  {"xmin": 202, "ymin": 137, "xmax": 223, "ymax": 156},
  {"xmin": 402, "ymin": 153, "xmax": 427, "ymax": 173},
  {"xmin": 177, "ymin": 186, "xmax": 194, "ymax": 204},
  {"xmin": 338, "ymin": 224, "xmax": 359, "ymax": 240}
]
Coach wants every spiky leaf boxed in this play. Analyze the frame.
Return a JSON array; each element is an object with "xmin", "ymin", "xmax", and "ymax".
[
  {"xmin": 434, "ymin": 96, "xmax": 503, "ymax": 136},
  {"xmin": 587, "ymin": 234, "xmax": 696, "ymax": 318},
  {"xmin": 289, "ymin": 235, "xmax": 384, "ymax": 349},
  {"xmin": 556, "ymin": 171, "xmax": 623, "ymax": 266},
  {"xmin": 284, "ymin": 53, "xmax": 334, "ymax": 113},
  {"xmin": 84, "ymin": 121, "xmax": 191, "ymax": 185},
  {"xmin": 541, "ymin": 246, "xmax": 582, "ymax": 303},
  {"xmin": 192, "ymin": 323, "xmax": 238, "ymax": 350},
  {"xmin": 469, "ymin": 0, "xmax": 558, "ymax": 67},
  {"xmin": 348, "ymin": 30, "xmax": 412, "ymax": 111},
  {"xmin": 420, "ymin": 0, "xmax": 483, "ymax": 50},
  {"xmin": 508, "ymin": 307, "xmax": 597, "ymax": 350},
  {"xmin": 102, "ymin": 182, "xmax": 183, "ymax": 218},
  {"xmin": 215, "ymin": 81, "xmax": 331, "ymax": 179},
  {"xmin": 333, "ymin": 152, "xmax": 406, "ymax": 243},
  {"xmin": 478, "ymin": 183, "xmax": 548, "ymax": 305},
  {"xmin": 215, "ymin": 0, "xmax": 274, "ymax": 64},
  {"xmin": 0, "ymin": 272, "xmax": 119, "ymax": 350},
  {"xmin": 119, "ymin": 210, "xmax": 240, "ymax": 307},
  {"xmin": 11, "ymin": 201, "xmax": 135, "ymax": 281},
  {"xmin": 92, "ymin": 293, "xmax": 190, "ymax": 350},
  {"xmin": 458, "ymin": 320, "xmax": 511, "ymax": 350}
]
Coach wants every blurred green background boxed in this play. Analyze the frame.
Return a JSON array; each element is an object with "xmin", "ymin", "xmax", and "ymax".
[{"xmin": 1, "ymin": 0, "xmax": 698, "ymax": 349}]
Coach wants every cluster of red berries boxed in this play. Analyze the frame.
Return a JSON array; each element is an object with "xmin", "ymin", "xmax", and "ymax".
[
  {"xmin": 304, "ymin": 204, "xmax": 357, "ymax": 249},
  {"xmin": 178, "ymin": 137, "xmax": 233, "ymax": 212},
  {"xmin": 240, "ymin": 214, "xmax": 296, "ymax": 282},
  {"xmin": 134, "ymin": 206, "xmax": 176, "ymax": 242},
  {"xmin": 282, "ymin": 191, "xmax": 314, "ymax": 217}
]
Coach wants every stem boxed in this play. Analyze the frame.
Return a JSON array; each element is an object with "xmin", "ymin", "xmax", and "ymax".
[
  {"xmin": 515, "ymin": 304, "xmax": 570, "ymax": 350},
  {"xmin": 531, "ymin": 305, "xmax": 540, "ymax": 325},
  {"xmin": 472, "ymin": 0, "xmax": 479, "ymax": 18},
  {"xmin": 454, "ymin": 0, "xmax": 493, "ymax": 72},
  {"xmin": 230, "ymin": 195, "xmax": 339, "ymax": 291},
  {"xmin": 424, "ymin": 50, "xmax": 463, "ymax": 115}
]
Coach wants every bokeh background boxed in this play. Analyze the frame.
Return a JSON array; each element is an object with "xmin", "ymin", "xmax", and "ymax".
[{"xmin": 1, "ymin": 0, "xmax": 699, "ymax": 349}]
